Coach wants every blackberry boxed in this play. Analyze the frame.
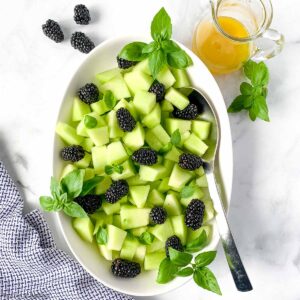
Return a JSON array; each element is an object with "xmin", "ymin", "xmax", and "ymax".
[
  {"xmin": 188, "ymin": 90, "xmax": 205, "ymax": 114},
  {"xmin": 74, "ymin": 4, "xmax": 91, "ymax": 25},
  {"xmin": 150, "ymin": 207, "xmax": 167, "ymax": 224},
  {"xmin": 116, "ymin": 108, "xmax": 136, "ymax": 132},
  {"xmin": 42, "ymin": 19, "xmax": 64, "ymax": 43},
  {"xmin": 78, "ymin": 83, "xmax": 99, "ymax": 104},
  {"xmin": 173, "ymin": 103, "xmax": 199, "ymax": 120},
  {"xmin": 185, "ymin": 199, "xmax": 205, "ymax": 230},
  {"xmin": 111, "ymin": 259, "xmax": 141, "ymax": 278},
  {"xmin": 132, "ymin": 148, "xmax": 157, "ymax": 166},
  {"xmin": 71, "ymin": 32, "xmax": 95, "ymax": 54},
  {"xmin": 149, "ymin": 81, "xmax": 165, "ymax": 102},
  {"xmin": 165, "ymin": 235, "xmax": 184, "ymax": 258},
  {"xmin": 178, "ymin": 153, "xmax": 203, "ymax": 171},
  {"xmin": 74, "ymin": 194, "xmax": 102, "ymax": 214},
  {"xmin": 60, "ymin": 145, "xmax": 85, "ymax": 162},
  {"xmin": 117, "ymin": 57, "xmax": 137, "ymax": 69},
  {"xmin": 105, "ymin": 180, "xmax": 129, "ymax": 204}
]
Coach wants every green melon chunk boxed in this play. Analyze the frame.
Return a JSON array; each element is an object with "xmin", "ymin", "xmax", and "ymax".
[
  {"xmin": 196, "ymin": 175, "xmax": 208, "ymax": 187},
  {"xmin": 192, "ymin": 120, "xmax": 211, "ymax": 140},
  {"xmin": 178, "ymin": 131, "xmax": 191, "ymax": 148},
  {"xmin": 145, "ymin": 129, "xmax": 163, "ymax": 151},
  {"xmin": 165, "ymin": 146, "xmax": 182, "ymax": 162},
  {"xmin": 74, "ymin": 153, "xmax": 91, "ymax": 168},
  {"xmin": 107, "ymin": 110, "xmax": 124, "ymax": 139},
  {"xmin": 133, "ymin": 59, "xmax": 151, "ymax": 75},
  {"xmin": 76, "ymin": 121, "xmax": 89, "ymax": 137},
  {"xmin": 165, "ymin": 87, "xmax": 189, "ymax": 110},
  {"xmin": 156, "ymin": 66, "xmax": 176, "ymax": 89},
  {"xmin": 106, "ymin": 224, "xmax": 127, "ymax": 251},
  {"xmin": 106, "ymin": 141, "xmax": 128, "ymax": 165},
  {"xmin": 168, "ymin": 164, "xmax": 193, "ymax": 191},
  {"xmin": 144, "ymin": 251, "xmax": 166, "ymax": 270},
  {"xmin": 56, "ymin": 122, "xmax": 83, "ymax": 145},
  {"xmin": 148, "ymin": 189, "xmax": 165, "ymax": 207},
  {"xmin": 142, "ymin": 103, "xmax": 161, "ymax": 129},
  {"xmin": 133, "ymin": 244, "xmax": 147, "ymax": 264},
  {"xmin": 171, "ymin": 215, "xmax": 187, "ymax": 245},
  {"xmin": 113, "ymin": 215, "xmax": 122, "ymax": 228},
  {"xmin": 157, "ymin": 177, "xmax": 171, "ymax": 193},
  {"xmin": 180, "ymin": 186, "xmax": 204, "ymax": 207},
  {"xmin": 187, "ymin": 225, "xmax": 212, "ymax": 244},
  {"xmin": 129, "ymin": 185, "xmax": 151, "ymax": 208},
  {"xmin": 124, "ymin": 71, "xmax": 153, "ymax": 95},
  {"xmin": 150, "ymin": 124, "xmax": 170, "ymax": 146},
  {"xmin": 133, "ymin": 91, "xmax": 156, "ymax": 115},
  {"xmin": 80, "ymin": 138, "xmax": 94, "ymax": 152},
  {"xmin": 183, "ymin": 133, "xmax": 209, "ymax": 156},
  {"xmin": 161, "ymin": 100, "xmax": 174, "ymax": 112},
  {"xmin": 111, "ymin": 160, "xmax": 136, "ymax": 181},
  {"xmin": 120, "ymin": 206, "xmax": 151, "ymax": 229},
  {"xmin": 101, "ymin": 75, "xmax": 131, "ymax": 100},
  {"xmin": 98, "ymin": 245, "xmax": 113, "ymax": 261},
  {"xmin": 120, "ymin": 236, "xmax": 139, "ymax": 260},
  {"xmin": 72, "ymin": 217, "xmax": 94, "ymax": 243},
  {"xmin": 149, "ymin": 219, "xmax": 174, "ymax": 242},
  {"xmin": 146, "ymin": 238, "xmax": 165, "ymax": 253},
  {"xmin": 102, "ymin": 201, "xmax": 121, "ymax": 215},
  {"xmin": 83, "ymin": 167, "xmax": 95, "ymax": 180},
  {"xmin": 139, "ymin": 165, "xmax": 167, "ymax": 182},
  {"xmin": 87, "ymin": 127, "xmax": 109, "ymax": 146},
  {"xmin": 60, "ymin": 164, "xmax": 77, "ymax": 180},
  {"xmin": 91, "ymin": 100, "xmax": 110, "ymax": 115},
  {"xmin": 93, "ymin": 213, "xmax": 113, "ymax": 234},
  {"xmin": 96, "ymin": 68, "xmax": 120, "ymax": 84},
  {"xmin": 203, "ymin": 200, "xmax": 215, "ymax": 224},
  {"xmin": 163, "ymin": 159, "xmax": 175, "ymax": 177},
  {"xmin": 165, "ymin": 118, "xmax": 191, "ymax": 135},
  {"xmin": 163, "ymin": 192, "xmax": 182, "ymax": 216},
  {"xmin": 72, "ymin": 97, "xmax": 91, "ymax": 122},
  {"xmin": 195, "ymin": 166, "xmax": 205, "ymax": 177},
  {"xmin": 123, "ymin": 122, "xmax": 145, "ymax": 150},
  {"xmin": 172, "ymin": 68, "xmax": 191, "ymax": 88},
  {"xmin": 95, "ymin": 176, "xmax": 111, "ymax": 194},
  {"xmin": 91, "ymin": 146, "xmax": 106, "ymax": 174},
  {"xmin": 127, "ymin": 175, "xmax": 148, "ymax": 186},
  {"xmin": 130, "ymin": 226, "xmax": 148, "ymax": 236}
]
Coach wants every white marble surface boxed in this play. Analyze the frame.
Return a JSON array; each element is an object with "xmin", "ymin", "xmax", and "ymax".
[{"xmin": 0, "ymin": 0, "xmax": 299, "ymax": 299}]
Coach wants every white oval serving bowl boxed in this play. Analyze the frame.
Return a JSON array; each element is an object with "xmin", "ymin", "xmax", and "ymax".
[{"xmin": 53, "ymin": 36, "xmax": 233, "ymax": 297}]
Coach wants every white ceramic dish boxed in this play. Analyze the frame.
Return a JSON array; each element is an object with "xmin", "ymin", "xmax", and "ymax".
[{"xmin": 53, "ymin": 36, "xmax": 233, "ymax": 297}]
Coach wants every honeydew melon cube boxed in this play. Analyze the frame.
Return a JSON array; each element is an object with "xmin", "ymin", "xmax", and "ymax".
[
  {"xmin": 98, "ymin": 245, "xmax": 113, "ymax": 261},
  {"xmin": 96, "ymin": 68, "xmax": 120, "ymax": 84},
  {"xmin": 106, "ymin": 141, "xmax": 128, "ymax": 165},
  {"xmin": 165, "ymin": 87, "xmax": 189, "ymax": 110},
  {"xmin": 127, "ymin": 175, "xmax": 148, "ymax": 186},
  {"xmin": 56, "ymin": 122, "xmax": 83, "ymax": 145},
  {"xmin": 130, "ymin": 226, "xmax": 148, "ymax": 237},
  {"xmin": 107, "ymin": 110, "xmax": 124, "ymax": 139},
  {"xmin": 133, "ymin": 244, "xmax": 147, "ymax": 264},
  {"xmin": 172, "ymin": 68, "xmax": 191, "ymax": 88},
  {"xmin": 161, "ymin": 100, "xmax": 174, "ymax": 112},
  {"xmin": 93, "ymin": 213, "xmax": 113, "ymax": 234},
  {"xmin": 111, "ymin": 160, "xmax": 136, "ymax": 181},
  {"xmin": 148, "ymin": 189, "xmax": 165, "ymax": 206},
  {"xmin": 120, "ymin": 236, "xmax": 139, "ymax": 260},
  {"xmin": 106, "ymin": 224, "xmax": 127, "ymax": 251},
  {"xmin": 133, "ymin": 91, "xmax": 156, "ymax": 115},
  {"xmin": 87, "ymin": 127, "xmax": 109, "ymax": 146},
  {"xmin": 183, "ymin": 133, "xmax": 209, "ymax": 157},
  {"xmin": 145, "ymin": 130, "xmax": 163, "ymax": 151},
  {"xmin": 142, "ymin": 103, "xmax": 161, "ymax": 128},
  {"xmin": 113, "ymin": 215, "xmax": 122, "ymax": 228},
  {"xmin": 192, "ymin": 120, "xmax": 211, "ymax": 140},
  {"xmin": 102, "ymin": 201, "xmax": 121, "ymax": 215},
  {"xmin": 101, "ymin": 75, "xmax": 131, "ymax": 100},
  {"xmin": 149, "ymin": 219, "xmax": 174, "ymax": 242},
  {"xmin": 150, "ymin": 124, "xmax": 170, "ymax": 145},
  {"xmin": 72, "ymin": 97, "xmax": 91, "ymax": 122},
  {"xmin": 88, "ymin": 112, "xmax": 107, "ymax": 126},
  {"xmin": 156, "ymin": 66, "xmax": 176, "ymax": 89},
  {"xmin": 80, "ymin": 138, "xmax": 94, "ymax": 152},
  {"xmin": 95, "ymin": 176, "xmax": 112, "ymax": 194},
  {"xmin": 163, "ymin": 192, "xmax": 182, "ymax": 216},
  {"xmin": 157, "ymin": 177, "xmax": 171, "ymax": 193},
  {"xmin": 60, "ymin": 164, "xmax": 77, "ymax": 180},
  {"xmin": 91, "ymin": 100, "xmax": 110, "ymax": 115},
  {"xmin": 123, "ymin": 122, "xmax": 145, "ymax": 151},
  {"xmin": 91, "ymin": 146, "xmax": 106, "ymax": 174},
  {"xmin": 196, "ymin": 175, "xmax": 208, "ymax": 188},
  {"xmin": 133, "ymin": 59, "xmax": 151, "ymax": 75},
  {"xmin": 76, "ymin": 121, "xmax": 89, "ymax": 137},
  {"xmin": 165, "ymin": 146, "xmax": 182, "ymax": 162},
  {"xmin": 124, "ymin": 71, "xmax": 153, "ymax": 95},
  {"xmin": 144, "ymin": 251, "xmax": 166, "ymax": 270},
  {"xmin": 120, "ymin": 206, "xmax": 151, "ymax": 229},
  {"xmin": 203, "ymin": 200, "xmax": 215, "ymax": 223},
  {"xmin": 171, "ymin": 215, "xmax": 187, "ymax": 245},
  {"xmin": 180, "ymin": 187, "xmax": 204, "ymax": 207},
  {"xmin": 195, "ymin": 166, "xmax": 205, "ymax": 177},
  {"xmin": 74, "ymin": 153, "xmax": 91, "ymax": 168},
  {"xmin": 72, "ymin": 217, "xmax": 94, "ymax": 243},
  {"xmin": 178, "ymin": 131, "xmax": 191, "ymax": 148},
  {"xmin": 139, "ymin": 165, "xmax": 167, "ymax": 182},
  {"xmin": 83, "ymin": 168, "xmax": 95, "ymax": 181},
  {"xmin": 129, "ymin": 185, "xmax": 150, "ymax": 208},
  {"xmin": 165, "ymin": 118, "xmax": 191, "ymax": 135},
  {"xmin": 168, "ymin": 164, "xmax": 194, "ymax": 191},
  {"xmin": 187, "ymin": 225, "xmax": 212, "ymax": 244},
  {"xmin": 146, "ymin": 238, "xmax": 165, "ymax": 253},
  {"xmin": 163, "ymin": 159, "xmax": 175, "ymax": 177}
]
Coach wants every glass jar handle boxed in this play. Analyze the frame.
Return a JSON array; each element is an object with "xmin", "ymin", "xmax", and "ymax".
[{"xmin": 251, "ymin": 29, "xmax": 285, "ymax": 61}]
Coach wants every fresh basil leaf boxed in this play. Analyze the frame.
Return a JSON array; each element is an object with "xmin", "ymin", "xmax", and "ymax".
[
  {"xmin": 84, "ymin": 115, "xmax": 97, "ymax": 129},
  {"xmin": 151, "ymin": 7, "xmax": 172, "ymax": 42},
  {"xmin": 180, "ymin": 186, "xmax": 195, "ymax": 198},
  {"xmin": 255, "ymin": 62, "xmax": 269, "ymax": 86},
  {"xmin": 40, "ymin": 196, "xmax": 56, "ymax": 212},
  {"xmin": 195, "ymin": 251, "xmax": 217, "ymax": 267},
  {"xmin": 149, "ymin": 49, "xmax": 166, "ymax": 78},
  {"xmin": 193, "ymin": 267, "xmax": 222, "ymax": 295},
  {"xmin": 262, "ymin": 87, "xmax": 268, "ymax": 98},
  {"xmin": 118, "ymin": 42, "xmax": 148, "ymax": 61},
  {"xmin": 139, "ymin": 232, "xmax": 154, "ymax": 245},
  {"xmin": 60, "ymin": 169, "xmax": 85, "ymax": 198},
  {"xmin": 50, "ymin": 176, "xmax": 61, "ymax": 200},
  {"xmin": 168, "ymin": 248, "xmax": 193, "ymax": 267},
  {"xmin": 243, "ymin": 95, "xmax": 253, "ymax": 108},
  {"xmin": 227, "ymin": 95, "xmax": 247, "ymax": 113},
  {"xmin": 185, "ymin": 230, "xmax": 207, "ymax": 253},
  {"xmin": 113, "ymin": 164, "xmax": 124, "ymax": 174},
  {"xmin": 103, "ymin": 90, "xmax": 116, "ymax": 109},
  {"xmin": 251, "ymin": 95, "xmax": 270, "ymax": 122},
  {"xmin": 243, "ymin": 60, "xmax": 257, "ymax": 83},
  {"xmin": 158, "ymin": 142, "xmax": 172, "ymax": 154},
  {"xmin": 176, "ymin": 267, "xmax": 194, "ymax": 277},
  {"xmin": 142, "ymin": 41, "xmax": 160, "ymax": 54},
  {"xmin": 105, "ymin": 165, "xmax": 114, "ymax": 175},
  {"xmin": 81, "ymin": 176, "xmax": 104, "ymax": 196},
  {"xmin": 96, "ymin": 227, "xmax": 108, "ymax": 245},
  {"xmin": 161, "ymin": 40, "xmax": 180, "ymax": 53},
  {"xmin": 63, "ymin": 201, "xmax": 87, "ymax": 218},
  {"xmin": 156, "ymin": 258, "xmax": 178, "ymax": 284},
  {"xmin": 167, "ymin": 50, "xmax": 192, "ymax": 69},
  {"xmin": 170, "ymin": 129, "xmax": 181, "ymax": 146},
  {"xmin": 240, "ymin": 82, "xmax": 253, "ymax": 96}
]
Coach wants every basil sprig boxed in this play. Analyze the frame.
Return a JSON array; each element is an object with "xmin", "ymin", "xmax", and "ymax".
[
  {"xmin": 40, "ymin": 170, "xmax": 103, "ymax": 218},
  {"xmin": 118, "ymin": 8, "xmax": 193, "ymax": 78}
]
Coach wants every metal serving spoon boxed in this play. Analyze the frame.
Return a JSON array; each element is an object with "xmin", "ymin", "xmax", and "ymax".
[{"xmin": 181, "ymin": 87, "xmax": 253, "ymax": 292}]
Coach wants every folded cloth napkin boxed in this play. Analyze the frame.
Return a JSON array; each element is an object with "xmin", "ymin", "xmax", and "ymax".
[{"xmin": 0, "ymin": 161, "xmax": 134, "ymax": 300}]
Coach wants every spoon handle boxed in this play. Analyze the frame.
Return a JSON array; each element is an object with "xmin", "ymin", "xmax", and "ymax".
[{"xmin": 205, "ymin": 172, "xmax": 253, "ymax": 292}]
